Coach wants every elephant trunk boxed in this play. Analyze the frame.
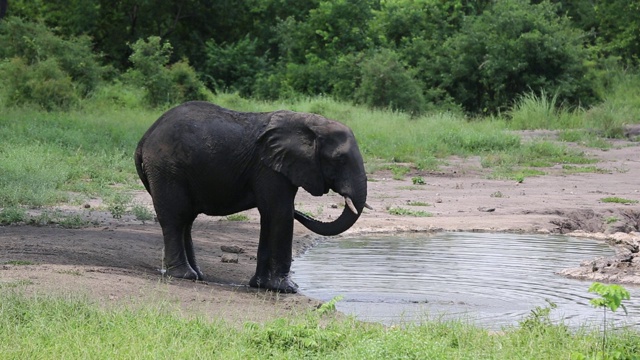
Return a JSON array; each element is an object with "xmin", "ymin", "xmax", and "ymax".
[{"xmin": 294, "ymin": 175, "xmax": 367, "ymax": 236}]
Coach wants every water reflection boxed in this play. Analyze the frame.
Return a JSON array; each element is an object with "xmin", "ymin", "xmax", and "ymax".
[{"xmin": 293, "ymin": 232, "xmax": 640, "ymax": 329}]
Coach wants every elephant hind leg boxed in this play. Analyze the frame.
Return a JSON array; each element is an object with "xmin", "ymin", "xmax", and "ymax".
[
  {"xmin": 161, "ymin": 222, "xmax": 199, "ymax": 280},
  {"xmin": 153, "ymin": 186, "xmax": 200, "ymax": 280},
  {"xmin": 183, "ymin": 221, "xmax": 204, "ymax": 280}
]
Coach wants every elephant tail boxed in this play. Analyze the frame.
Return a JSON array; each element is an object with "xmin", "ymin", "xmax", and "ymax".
[{"xmin": 134, "ymin": 145, "xmax": 151, "ymax": 193}]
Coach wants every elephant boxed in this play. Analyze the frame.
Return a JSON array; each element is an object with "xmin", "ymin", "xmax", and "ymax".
[{"xmin": 134, "ymin": 101, "xmax": 369, "ymax": 293}]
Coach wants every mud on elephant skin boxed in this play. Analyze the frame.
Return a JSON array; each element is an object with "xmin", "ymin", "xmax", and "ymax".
[{"xmin": 135, "ymin": 101, "xmax": 369, "ymax": 293}]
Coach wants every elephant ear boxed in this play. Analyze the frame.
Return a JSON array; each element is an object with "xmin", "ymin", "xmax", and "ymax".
[{"xmin": 258, "ymin": 111, "xmax": 326, "ymax": 196}]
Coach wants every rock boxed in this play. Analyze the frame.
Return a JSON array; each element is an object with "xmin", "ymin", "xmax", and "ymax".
[
  {"xmin": 221, "ymin": 245, "xmax": 244, "ymax": 253},
  {"xmin": 221, "ymin": 254, "xmax": 238, "ymax": 263},
  {"xmin": 477, "ymin": 207, "xmax": 495, "ymax": 212}
]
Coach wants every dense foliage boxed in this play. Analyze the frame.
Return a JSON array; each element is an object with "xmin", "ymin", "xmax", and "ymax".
[{"xmin": 0, "ymin": 0, "xmax": 638, "ymax": 113}]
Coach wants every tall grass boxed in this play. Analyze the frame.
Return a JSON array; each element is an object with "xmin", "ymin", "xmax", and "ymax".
[
  {"xmin": 2, "ymin": 72, "xmax": 638, "ymax": 207},
  {"xmin": 508, "ymin": 73, "xmax": 640, "ymax": 136},
  {"xmin": 507, "ymin": 91, "xmax": 584, "ymax": 130},
  {"xmin": 0, "ymin": 290, "xmax": 638, "ymax": 359},
  {"xmin": 232, "ymin": 96, "xmax": 521, "ymax": 162},
  {"xmin": 0, "ymin": 105, "xmax": 156, "ymax": 206}
]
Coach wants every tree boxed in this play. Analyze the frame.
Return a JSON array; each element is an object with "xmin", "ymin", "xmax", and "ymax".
[
  {"xmin": 434, "ymin": 0, "xmax": 596, "ymax": 113},
  {"xmin": 0, "ymin": 0, "xmax": 7, "ymax": 20},
  {"xmin": 594, "ymin": 0, "xmax": 640, "ymax": 65}
]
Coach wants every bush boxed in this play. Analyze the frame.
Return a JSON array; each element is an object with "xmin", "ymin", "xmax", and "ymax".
[
  {"xmin": 0, "ymin": 57, "xmax": 78, "ymax": 110},
  {"xmin": 0, "ymin": 17, "xmax": 105, "ymax": 97},
  {"xmin": 355, "ymin": 49, "xmax": 426, "ymax": 115},
  {"xmin": 435, "ymin": 0, "xmax": 596, "ymax": 114},
  {"xmin": 204, "ymin": 35, "xmax": 269, "ymax": 97},
  {"xmin": 126, "ymin": 36, "xmax": 208, "ymax": 107}
]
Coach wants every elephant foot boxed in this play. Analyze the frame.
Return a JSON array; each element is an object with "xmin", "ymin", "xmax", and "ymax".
[
  {"xmin": 249, "ymin": 274, "xmax": 298, "ymax": 293},
  {"xmin": 192, "ymin": 265, "xmax": 205, "ymax": 280},
  {"xmin": 164, "ymin": 263, "xmax": 200, "ymax": 280}
]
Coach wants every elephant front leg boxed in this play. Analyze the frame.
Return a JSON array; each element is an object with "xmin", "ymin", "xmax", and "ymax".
[{"xmin": 250, "ymin": 188, "xmax": 298, "ymax": 293}]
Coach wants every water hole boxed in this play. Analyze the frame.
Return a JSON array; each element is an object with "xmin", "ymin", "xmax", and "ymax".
[{"xmin": 292, "ymin": 232, "xmax": 640, "ymax": 329}]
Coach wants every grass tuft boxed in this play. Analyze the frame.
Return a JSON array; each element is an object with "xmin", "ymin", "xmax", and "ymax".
[
  {"xmin": 388, "ymin": 207, "xmax": 432, "ymax": 217},
  {"xmin": 600, "ymin": 197, "xmax": 639, "ymax": 205}
]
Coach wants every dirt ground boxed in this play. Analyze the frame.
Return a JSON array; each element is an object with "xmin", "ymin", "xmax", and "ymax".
[{"xmin": 1, "ymin": 131, "xmax": 639, "ymax": 323}]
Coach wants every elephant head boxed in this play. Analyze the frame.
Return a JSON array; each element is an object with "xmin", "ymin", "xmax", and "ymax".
[{"xmin": 258, "ymin": 111, "xmax": 368, "ymax": 236}]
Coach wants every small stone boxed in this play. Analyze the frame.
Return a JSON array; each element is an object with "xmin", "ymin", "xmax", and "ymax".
[
  {"xmin": 83, "ymin": 203, "xmax": 91, "ymax": 209},
  {"xmin": 221, "ymin": 254, "xmax": 238, "ymax": 263},
  {"xmin": 477, "ymin": 207, "xmax": 495, "ymax": 212},
  {"xmin": 221, "ymin": 245, "xmax": 244, "ymax": 253}
]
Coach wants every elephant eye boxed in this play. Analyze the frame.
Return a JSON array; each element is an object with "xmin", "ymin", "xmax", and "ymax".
[{"xmin": 335, "ymin": 153, "xmax": 347, "ymax": 164}]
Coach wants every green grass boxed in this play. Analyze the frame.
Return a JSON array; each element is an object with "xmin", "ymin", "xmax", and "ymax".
[
  {"xmin": 32, "ymin": 210, "xmax": 92, "ymax": 228},
  {"xmin": 0, "ymin": 290, "xmax": 638, "ymax": 359},
  {"xmin": 600, "ymin": 197, "xmax": 639, "ymax": 205},
  {"xmin": 407, "ymin": 201, "xmax": 430, "ymax": 206},
  {"xmin": 558, "ymin": 130, "xmax": 613, "ymax": 149},
  {"xmin": 388, "ymin": 207, "xmax": 432, "ymax": 217},
  {"xmin": 507, "ymin": 91, "xmax": 584, "ymax": 130},
  {"xmin": 4, "ymin": 260, "xmax": 34, "ymax": 265},
  {"xmin": 0, "ymin": 106, "xmax": 153, "ymax": 207},
  {"xmin": 0, "ymin": 206, "xmax": 27, "ymax": 224},
  {"xmin": 1, "ymin": 72, "xmax": 638, "ymax": 208},
  {"xmin": 561, "ymin": 165, "xmax": 609, "ymax": 174},
  {"xmin": 225, "ymin": 213, "xmax": 250, "ymax": 221}
]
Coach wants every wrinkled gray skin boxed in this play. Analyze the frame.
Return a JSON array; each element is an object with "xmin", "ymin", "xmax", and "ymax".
[{"xmin": 135, "ymin": 101, "xmax": 368, "ymax": 293}]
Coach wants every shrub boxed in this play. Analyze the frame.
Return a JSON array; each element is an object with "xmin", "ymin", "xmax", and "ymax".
[
  {"xmin": 0, "ymin": 17, "xmax": 105, "ymax": 97},
  {"xmin": 355, "ymin": 49, "xmax": 426, "ymax": 115},
  {"xmin": 168, "ymin": 60, "xmax": 210, "ymax": 103},
  {"xmin": 126, "ymin": 36, "xmax": 208, "ymax": 107},
  {"xmin": 435, "ymin": 0, "xmax": 596, "ymax": 114},
  {"xmin": 0, "ymin": 57, "xmax": 78, "ymax": 110},
  {"xmin": 204, "ymin": 35, "xmax": 269, "ymax": 97}
]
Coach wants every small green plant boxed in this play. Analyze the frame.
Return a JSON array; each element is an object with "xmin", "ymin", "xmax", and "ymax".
[
  {"xmin": 600, "ymin": 197, "xmax": 639, "ymax": 205},
  {"xmin": 407, "ymin": 201, "xmax": 430, "ymax": 206},
  {"xmin": 605, "ymin": 216, "xmax": 619, "ymax": 224},
  {"xmin": 57, "ymin": 214, "xmax": 91, "ymax": 229},
  {"xmin": 106, "ymin": 193, "xmax": 132, "ymax": 219},
  {"xmin": 316, "ymin": 295, "xmax": 344, "ymax": 315},
  {"xmin": 519, "ymin": 299, "xmax": 559, "ymax": 331},
  {"xmin": 0, "ymin": 279, "xmax": 34, "ymax": 289},
  {"xmin": 411, "ymin": 176, "xmax": 426, "ymax": 185},
  {"xmin": 388, "ymin": 207, "xmax": 432, "ymax": 217},
  {"xmin": 0, "ymin": 206, "xmax": 27, "ymax": 225},
  {"xmin": 28, "ymin": 210, "xmax": 91, "ymax": 228},
  {"xmin": 132, "ymin": 204, "xmax": 154, "ymax": 223},
  {"xmin": 490, "ymin": 191, "xmax": 504, "ymax": 198},
  {"xmin": 388, "ymin": 165, "xmax": 411, "ymax": 180},
  {"xmin": 56, "ymin": 269, "xmax": 84, "ymax": 276},
  {"xmin": 396, "ymin": 185, "xmax": 423, "ymax": 191},
  {"xmin": 226, "ymin": 213, "xmax": 249, "ymax": 221},
  {"xmin": 5, "ymin": 260, "xmax": 34, "ymax": 265},
  {"xmin": 588, "ymin": 282, "xmax": 631, "ymax": 359},
  {"xmin": 562, "ymin": 165, "xmax": 608, "ymax": 174}
]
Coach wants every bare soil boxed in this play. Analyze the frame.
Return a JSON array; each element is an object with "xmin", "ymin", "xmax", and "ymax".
[{"xmin": 1, "ymin": 132, "xmax": 639, "ymax": 323}]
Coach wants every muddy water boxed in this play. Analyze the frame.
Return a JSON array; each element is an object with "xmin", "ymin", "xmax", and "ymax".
[{"xmin": 293, "ymin": 232, "xmax": 640, "ymax": 329}]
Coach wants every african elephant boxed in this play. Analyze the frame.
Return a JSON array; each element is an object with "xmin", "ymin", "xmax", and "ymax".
[{"xmin": 134, "ymin": 101, "xmax": 369, "ymax": 293}]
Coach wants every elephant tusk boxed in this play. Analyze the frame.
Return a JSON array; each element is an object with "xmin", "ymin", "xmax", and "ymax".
[
  {"xmin": 345, "ymin": 197, "xmax": 358, "ymax": 215},
  {"xmin": 364, "ymin": 202, "xmax": 374, "ymax": 210}
]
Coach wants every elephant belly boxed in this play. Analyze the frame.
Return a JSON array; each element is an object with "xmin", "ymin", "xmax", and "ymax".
[{"xmin": 190, "ymin": 182, "xmax": 257, "ymax": 217}]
